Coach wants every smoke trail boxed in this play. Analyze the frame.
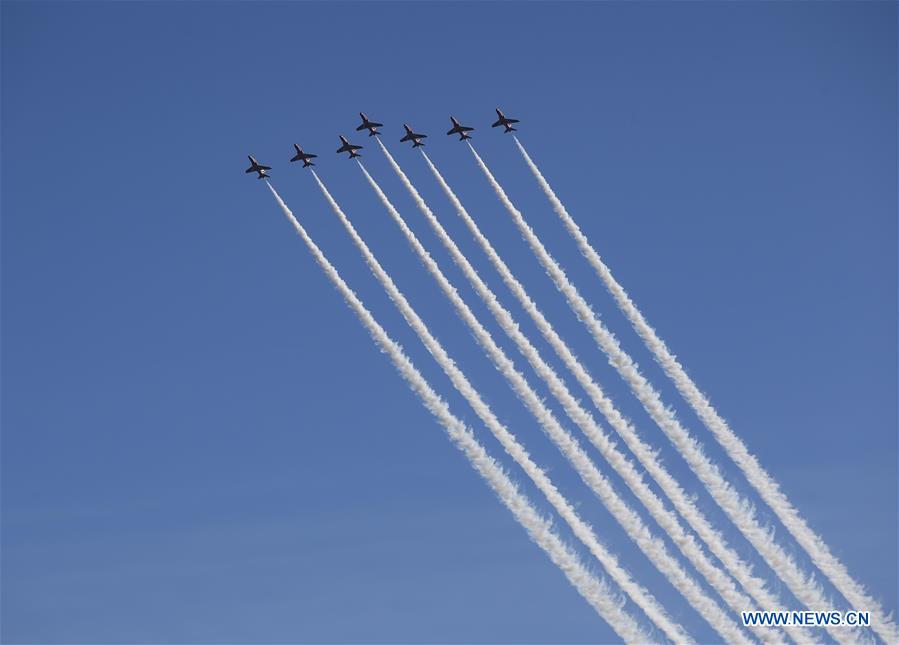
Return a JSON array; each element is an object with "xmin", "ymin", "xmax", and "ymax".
[
  {"xmin": 359, "ymin": 148, "xmax": 750, "ymax": 644},
  {"xmin": 467, "ymin": 143, "xmax": 862, "ymax": 645},
  {"xmin": 309, "ymin": 169, "xmax": 690, "ymax": 643},
  {"xmin": 406, "ymin": 146, "xmax": 807, "ymax": 645},
  {"xmin": 263, "ymin": 181, "xmax": 650, "ymax": 643},
  {"xmin": 513, "ymin": 137, "xmax": 897, "ymax": 645}
]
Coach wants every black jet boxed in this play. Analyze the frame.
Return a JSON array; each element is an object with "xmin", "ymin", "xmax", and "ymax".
[
  {"xmin": 446, "ymin": 116, "xmax": 474, "ymax": 141},
  {"xmin": 356, "ymin": 113, "xmax": 383, "ymax": 137},
  {"xmin": 336, "ymin": 135, "xmax": 363, "ymax": 159},
  {"xmin": 245, "ymin": 155, "xmax": 271, "ymax": 179},
  {"xmin": 491, "ymin": 108, "xmax": 519, "ymax": 133},
  {"xmin": 400, "ymin": 124, "xmax": 427, "ymax": 148},
  {"xmin": 290, "ymin": 144, "xmax": 317, "ymax": 167}
]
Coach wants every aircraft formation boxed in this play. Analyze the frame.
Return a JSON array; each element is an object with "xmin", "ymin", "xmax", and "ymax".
[
  {"xmin": 244, "ymin": 108, "xmax": 518, "ymax": 178},
  {"xmin": 249, "ymin": 104, "xmax": 896, "ymax": 644}
]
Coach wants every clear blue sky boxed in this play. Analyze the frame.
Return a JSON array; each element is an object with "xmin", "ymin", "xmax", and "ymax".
[{"xmin": 2, "ymin": 2, "xmax": 895, "ymax": 643}]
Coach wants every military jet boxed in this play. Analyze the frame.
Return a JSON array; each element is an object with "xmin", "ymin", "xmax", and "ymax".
[
  {"xmin": 289, "ymin": 144, "xmax": 317, "ymax": 167},
  {"xmin": 446, "ymin": 116, "xmax": 474, "ymax": 141},
  {"xmin": 400, "ymin": 124, "xmax": 427, "ymax": 148},
  {"xmin": 245, "ymin": 155, "xmax": 271, "ymax": 179},
  {"xmin": 491, "ymin": 108, "xmax": 519, "ymax": 133},
  {"xmin": 356, "ymin": 113, "xmax": 383, "ymax": 137},
  {"xmin": 336, "ymin": 135, "xmax": 363, "ymax": 159}
]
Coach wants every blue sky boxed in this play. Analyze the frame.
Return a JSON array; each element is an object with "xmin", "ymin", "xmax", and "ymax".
[{"xmin": 2, "ymin": 2, "xmax": 896, "ymax": 643}]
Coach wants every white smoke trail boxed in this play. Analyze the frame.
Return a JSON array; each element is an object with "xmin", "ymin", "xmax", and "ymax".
[
  {"xmin": 313, "ymin": 169, "xmax": 690, "ymax": 642},
  {"xmin": 513, "ymin": 136, "xmax": 897, "ymax": 645},
  {"xmin": 310, "ymin": 169, "xmax": 689, "ymax": 644},
  {"xmin": 358, "ymin": 149, "xmax": 749, "ymax": 644},
  {"xmin": 406, "ymin": 145, "xmax": 807, "ymax": 644},
  {"xmin": 467, "ymin": 143, "xmax": 861, "ymax": 645},
  {"xmin": 263, "ymin": 181, "xmax": 650, "ymax": 643}
]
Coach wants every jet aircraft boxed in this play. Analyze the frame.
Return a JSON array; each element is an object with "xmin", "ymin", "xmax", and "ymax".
[
  {"xmin": 491, "ymin": 108, "xmax": 519, "ymax": 133},
  {"xmin": 446, "ymin": 116, "xmax": 474, "ymax": 141},
  {"xmin": 356, "ymin": 113, "xmax": 383, "ymax": 137},
  {"xmin": 290, "ymin": 144, "xmax": 317, "ymax": 167},
  {"xmin": 336, "ymin": 135, "xmax": 363, "ymax": 159},
  {"xmin": 400, "ymin": 124, "xmax": 427, "ymax": 147},
  {"xmin": 245, "ymin": 155, "xmax": 271, "ymax": 179}
]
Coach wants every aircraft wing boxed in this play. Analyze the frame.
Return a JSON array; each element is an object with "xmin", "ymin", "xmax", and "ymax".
[{"xmin": 357, "ymin": 120, "xmax": 383, "ymax": 131}]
